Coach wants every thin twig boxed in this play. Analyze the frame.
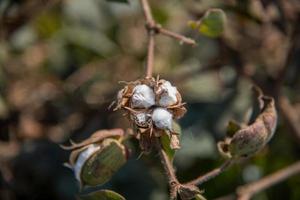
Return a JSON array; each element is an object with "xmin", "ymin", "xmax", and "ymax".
[
  {"xmin": 140, "ymin": 0, "xmax": 155, "ymax": 78},
  {"xmin": 146, "ymin": 31, "xmax": 155, "ymax": 78},
  {"xmin": 60, "ymin": 129, "xmax": 125, "ymax": 150},
  {"xmin": 140, "ymin": 0, "xmax": 155, "ymax": 26},
  {"xmin": 184, "ymin": 159, "xmax": 234, "ymax": 186},
  {"xmin": 158, "ymin": 27, "xmax": 197, "ymax": 46},
  {"xmin": 237, "ymin": 161, "xmax": 300, "ymax": 200}
]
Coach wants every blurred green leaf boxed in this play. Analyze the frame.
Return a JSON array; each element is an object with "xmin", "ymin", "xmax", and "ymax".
[
  {"xmin": 172, "ymin": 121, "xmax": 182, "ymax": 135},
  {"xmin": 189, "ymin": 8, "xmax": 226, "ymax": 38},
  {"xmin": 195, "ymin": 194, "xmax": 207, "ymax": 200},
  {"xmin": 80, "ymin": 190, "xmax": 126, "ymax": 200},
  {"xmin": 226, "ymin": 120, "xmax": 241, "ymax": 137},
  {"xmin": 106, "ymin": 0, "xmax": 129, "ymax": 3}
]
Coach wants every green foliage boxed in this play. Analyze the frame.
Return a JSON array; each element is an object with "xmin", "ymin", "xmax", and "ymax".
[
  {"xmin": 160, "ymin": 133, "xmax": 176, "ymax": 160},
  {"xmin": 106, "ymin": 0, "xmax": 129, "ymax": 4},
  {"xmin": 80, "ymin": 190, "xmax": 126, "ymax": 200},
  {"xmin": 189, "ymin": 8, "xmax": 226, "ymax": 38}
]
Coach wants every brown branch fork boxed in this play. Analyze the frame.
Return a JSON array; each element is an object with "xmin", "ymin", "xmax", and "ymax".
[{"xmin": 140, "ymin": 0, "xmax": 196, "ymax": 78}]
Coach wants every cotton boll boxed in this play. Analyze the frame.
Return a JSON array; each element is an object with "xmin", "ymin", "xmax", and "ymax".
[
  {"xmin": 131, "ymin": 84, "xmax": 155, "ymax": 108},
  {"xmin": 135, "ymin": 113, "xmax": 148, "ymax": 124},
  {"xmin": 132, "ymin": 112, "xmax": 151, "ymax": 127},
  {"xmin": 152, "ymin": 108, "xmax": 173, "ymax": 130},
  {"xmin": 158, "ymin": 81, "xmax": 178, "ymax": 107},
  {"xmin": 74, "ymin": 144, "xmax": 100, "ymax": 182}
]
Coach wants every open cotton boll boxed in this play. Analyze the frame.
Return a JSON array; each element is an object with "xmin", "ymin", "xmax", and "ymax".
[
  {"xmin": 133, "ymin": 112, "xmax": 151, "ymax": 127},
  {"xmin": 152, "ymin": 108, "xmax": 173, "ymax": 130},
  {"xmin": 158, "ymin": 81, "xmax": 178, "ymax": 107},
  {"xmin": 74, "ymin": 144, "xmax": 100, "ymax": 182},
  {"xmin": 131, "ymin": 84, "xmax": 155, "ymax": 108}
]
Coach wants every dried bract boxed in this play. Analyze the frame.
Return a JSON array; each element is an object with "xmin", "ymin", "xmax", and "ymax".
[{"xmin": 218, "ymin": 87, "xmax": 277, "ymax": 159}]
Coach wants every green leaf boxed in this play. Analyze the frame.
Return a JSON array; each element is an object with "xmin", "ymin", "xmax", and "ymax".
[
  {"xmin": 189, "ymin": 8, "xmax": 226, "ymax": 38},
  {"xmin": 160, "ymin": 121, "xmax": 182, "ymax": 161},
  {"xmin": 160, "ymin": 133, "xmax": 176, "ymax": 161},
  {"xmin": 106, "ymin": 0, "xmax": 129, "ymax": 3},
  {"xmin": 80, "ymin": 190, "xmax": 126, "ymax": 200}
]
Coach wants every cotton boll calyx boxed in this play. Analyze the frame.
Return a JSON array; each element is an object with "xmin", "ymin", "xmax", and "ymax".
[
  {"xmin": 158, "ymin": 81, "xmax": 178, "ymax": 107},
  {"xmin": 152, "ymin": 108, "xmax": 173, "ymax": 130},
  {"xmin": 131, "ymin": 84, "xmax": 155, "ymax": 108},
  {"xmin": 74, "ymin": 144, "xmax": 100, "ymax": 182}
]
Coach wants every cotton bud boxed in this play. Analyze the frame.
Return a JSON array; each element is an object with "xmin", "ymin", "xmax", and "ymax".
[
  {"xmin": 131, "ymin": 84, "xmax": 155, "ymax": 108},
  {"xmin": 152, "ymin": 108, "xmax": 173, "ymax": 130},
  {"xmin": 158, "ymin": 81, "xmax": 178, "ymax": 107}
]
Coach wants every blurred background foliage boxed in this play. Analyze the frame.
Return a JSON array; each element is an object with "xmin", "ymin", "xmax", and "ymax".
[{"xmin": 0, "ymin": 0, "xmax": 299, "ymax": 200}]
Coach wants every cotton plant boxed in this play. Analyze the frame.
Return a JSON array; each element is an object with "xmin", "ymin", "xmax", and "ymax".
[{"xmin": 61, "ymin": 0, "xmax": 278, "ymax": 200}]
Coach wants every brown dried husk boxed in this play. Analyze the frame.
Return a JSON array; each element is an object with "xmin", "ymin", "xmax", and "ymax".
[{"xmin": 218, "ymin": 87, "xmax": 277, "ymax": 159}]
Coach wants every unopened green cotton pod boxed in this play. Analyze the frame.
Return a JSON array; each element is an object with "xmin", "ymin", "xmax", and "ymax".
[{"xmin": 74, "ymin": 138, "xmax": 127, "ymax": 187}]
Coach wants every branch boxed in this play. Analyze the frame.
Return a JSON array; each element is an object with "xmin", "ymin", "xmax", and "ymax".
[
  {"xmin": 140, "ymin": 0, "xmax": 155, "ymax": 26},
  {"xmin": 184, "ymin": 159, "xmax": 234, "ymax": 186},
  {"xmin": 140, "ymin": 0, "xmax": 155, "ymax": 78},
  {"xmin": 154, "ymin": 138, "xmax": 179, "ymax": 199},
  {"xmin": 145, "ymin": 31, "xmax": 155, "ymax": 78},
  {"xmin": 158, "ymin": 26, "xmax": 197, "ymax": 46},
  {"xmin": 237, "ymin": 161, "xmax": 300, "ymax": 200},
  {"xmin": 139, "ymin": 0, "xmax": 196, "ymax": 78}
]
